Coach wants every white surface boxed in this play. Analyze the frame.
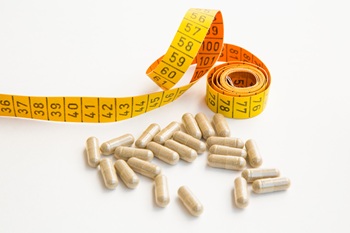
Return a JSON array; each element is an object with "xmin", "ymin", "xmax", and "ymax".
[{"xmin": 0, "ymin": 0, "xmax": 349, "ymax": 232}]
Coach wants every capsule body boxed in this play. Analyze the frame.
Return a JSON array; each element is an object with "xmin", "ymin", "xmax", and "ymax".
[
  {"xmin": 153, "ymin": 121, "xmax": 181, "ymax": 144},
  {"xmin": 252, "ymin": 177, "xmax": 291, "ymax": 194},
  {"xmin": 212, "ymin": 113, "xmax": 230, "ymax": 137},
  {"xmin": 114, "ymin": 160, "xmax": 139, "ymax": 189},
  {"xmin": 154, "ymin": 175, "xmax": 170, "ymax": 207},
  {"xmin": 147, "ymin": 141, "xmax": 179, "ymax": 165},
  {"xmin": 207, "ymin": 154, "xmax": 246, "ymax": 170},
  {"xmin": 234, "ymin": 177, "xmax": 249, "ymax": 208},
  {"xmin": 164, "ymin": 139, "xmax": 197, "ymax": 162},
  {"xmin": 114, "ymin": 146, "xmax": 153, "ymax": 161},
  {"xmin": 245, "ymin": 139, "xmax": 263, "ymax": 168},
  {"xmin": 135, "ymin": 123, "xmax": 161, "ymax": 148},
  {"xmin": 100, "ymin": 158, "xmax": 118, "ymax": 189},
  {"xmin": 195, "ymin": 113, "xmax": 215, "ymax": 139},
  {"xmin": 209, "ymin": 145, "xmax": 247, "ymax": 158},
  {"xmin": 182, "ymin": 113, "xmax": 202, "ymax": 139},
  {"xmin": 86, "ymin": 136, "xmax": 101, "ymax": 167},
  {"xmin": 206, "ymin": 136, "xmax": 244, "ymax": 149},
  {"xmin": 127, "ymin": 157, "xmax": 161, "ymax": 179},
  {"xmin": 173, "ymin": 131, "xmax": 206, "ymax": 154},
  {"xmin": 100, "ymin": 134, "xmax": 134, "ymax": 155},
  {"xmin": 241, "ymin": 168, "xmax": 280, "ymax": 183},
  {"xmin": 178, "ymin": 186, "xmax": 203, "ymax": 217}
]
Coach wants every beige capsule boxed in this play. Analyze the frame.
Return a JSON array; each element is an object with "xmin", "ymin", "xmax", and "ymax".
[
  {"xmin": 178, "ymin": 186, "xmax": 203, "ymax": 217},
  {"xmin": 164, "ymin": 139, "xmax": 197, "ymax": 162},
  {"xmin": 85, "ymin": 136, "xmax": 101, "ymax": 168},
  {"xmin": 172, "ymin": 131, "xmax": 206, "ymax": 154},
  {"xmin": 153, "ymin": 121, "xmax": 181, "ymax": 144},
  {"xmin": 154, "ymin": 174, "xmax": 170, "ymax": 207},
  {"xmin": 127, "ymin": 157, "xmax": 161, "ymax": 179},
  {"xmin": 234, "ymin": 177, "xmax": 249, "ymax": 208},
  {"xmin": 182, "ymin": 113, "xmax": 202, "ymax": 139},
  {"xmin": 135, "ymin": 123, "xmax": 161, "ymax": 148},
  {"xmin": 100, "ymin": 134, "xmax": 134, "ymax": 155},
  {"xmin": 207, "ymin": 154, "xmax": 246, "ymax": 170},
  {"xmin": 114, "ymin": 146, "xmax": 153, "ymax": 161},
  {"xmin": 206, "ymin": 136, "xmax": 244, "ymax": 149},
  {"xmin": 195, "ymin": 113, "xmax": 215, "ymax": 139},
  {"xmin": 114, "ymin": 160, "xmax": 139, "ymax": 189},
  {"xmin": 245, "ymin": 139, "xmax": 263, "ymax": 168},
  {"xmin": 241, "ymin": 168, "xmax": 280, "ymax": 183},
  {"xmin": 99, "ymin": 158, "xmax": 118, "ymax": 189},
  {"xmin": 252, "ymin": 177, "xmax": 291, "ymax": 194},
  {"xmin": 212, "ymin": 113, "xmax": 230, "ymax": 137},
  {"xmin": 209, "ymin": 145, "xmax": 247, "ymax": 158},
  {"xmin": 147, "ymin": 141, "xmax": 179, "ymax": 165}
]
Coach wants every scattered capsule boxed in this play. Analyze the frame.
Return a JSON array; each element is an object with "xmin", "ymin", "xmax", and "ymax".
[
  {"xmin": 114, "ymin": 146, "xmax": 153, "ymax": 161},
  {"xmin": 209, "ymin": 145, "xmax": 247, "ymax": 158},
  {"xmin": 182, "ymin": 113, "xmax": 202, "ymax": 139},
  {"xmin": 173, "ymin": 131, "xmax": 206, "ymax": 154},
  {"xmin": 164, "ymin": 139, "xmax": 197, "ymax": 162},
  {"xmin": 135, "ymin": 123, "xmax": 161, "ymax": 148},
  {"xmin": 252, "ymin": 177, "xmax": 291, "ymax": 194},
  {"xmin": 241, "ymin": 168, "xmax": 280, "ymax": 183},
  {"xmin": 99, "ymin": 158, "xmax": 118, "ymax": 189},
  {"xmin": 207, "ymin": 154, "xmax": 246, "ymax": 170},
  {"xmin": 245, "ymin": 139, "xmax": 263, "ymax": 168},
  {"xmin": 206, "ymin": 136, "xmax": 244, "ymax": 149},
  {"xmin": 127, "ymin": 157, "xmax": 161, "ymax": 179},
  {"xmin": 195, "ymin": 113, "xmax": 215, "ymax": 139},
  {"xmin": 234, "ymin": 177, "xmax": 249, "ymax": 208},
  {"xmin": 153, "ymin": 121, "xmax": 181, "ymax": 144},
  {"xmin": 212, "ymin": 113, "xmax": 230, "ymax": 137},
  {"xmin": 154, "ymin": 174, "xmax": 170, "ymax": 207},
  {"xmin": 178, "ymin": 186, "xmax": 203, "ymax": 217},
  {"xmin": 147, "ymin": 141, "xmax": 179, "ymax": 165},
  {"xmin": 100, "ymin": 134, "xmax": 134, "ymax": 155},
  {"xmin": 85, "ymin": 136, "xmax": 101, "ymax": 168},
  {"xmin": 114, "ymin": 160, "xmax": 139, "ymax": 189}
]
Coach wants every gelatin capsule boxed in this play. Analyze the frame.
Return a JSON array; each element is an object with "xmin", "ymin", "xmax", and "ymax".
[
  {"xmin": 206, "ymin": 136, "xmax": 244, "ymax": 149},
  {"xmin": 153, "ymin": 121, "xmax": 181, "ymax": 144},
  {"xmin": 99, "ymin": 158, "xmax": 118, "ymax": 189},
  {"xmin": 234, "ymin": 177, "xmax": 249, "ymax": 208},
  {"xmin": 245, "ymin": 139, "xmax": 263, "ymax": 168},
  {"xmin": 182, "ymin": 113, "xmax": 202, "ymax": 139},
  {"xmin": 127, "ymin": 157, "xmax": 161, "ymax": 179},
  {"xmin": 114, "ymin": 160, "xmax": 139, "ymax": 189},
  {"xmin": 212, "ymin": 113, "xmax": 230, "ymax": 137},
  {"xmin": 147, "ymin": 142, "xmax": 179, "ymax": 165},
  {"xmin": 241, "ymin": 168, "xmax": 280, "ymax": 183},
  {"xmin": 178, "ymin": 186, "xmax": 203, "ymax": 217},
  {"xmin": 252, "ymin": 177, "xmax": 291, "ymax": 194},
  {"xmin": 172, "ymin": 131, "xmax": 206, "ymax": 154},
  {"xmin": 207, "ymin": 154, "xmax": 246, "ymax": 170},
  {"xmin": 164, "ymin": 139, "xmax": 197, "ymax": 162},
  {"xmin": 114, "ymin": 146, "xmax": 153, "ymax": 161},
  {"xmin": 100, "ymin": 134, "xmax": 134, "ymax": 155},
  {"xmin": 85, "ymin": 136, "xmax": 101, "ymax": 167},
  {"xmin": 195, "ymin": 113, "xmax": 215, "ymax": 139},
  {"xmin": 209, "ymin": 145, "xmax": 247, "ymax": 158},
  {"xmin": 135, "ymin": 123, "xmax": 161, "ymax": 148},
  {"xmin": 154, "ymin": 174, "xmax": 170, "ymax": 207}
]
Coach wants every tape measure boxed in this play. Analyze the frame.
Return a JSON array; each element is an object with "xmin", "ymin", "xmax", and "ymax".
[{"xmin": 0, "ymin": 8, "xmax": 270, "ymax": 123}]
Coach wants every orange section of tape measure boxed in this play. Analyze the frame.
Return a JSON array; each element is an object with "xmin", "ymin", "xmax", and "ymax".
[{"xmin": 0, "ymin": 8, "xmax": 270, "ymax": 123}]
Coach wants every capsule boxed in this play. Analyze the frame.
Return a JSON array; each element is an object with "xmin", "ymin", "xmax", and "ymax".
[
  {"xmin": 99, "ymin": 158, "xmax": 118, "ymax": 189},
  {"xmin": 147, "ymin": 141, "xmax": 179, "ymax": 165},
  {"xmin": 127, "ymin": 157, "xmax": 161, "ymax": 179},
  {"xmin": 234, "ymin": 177, "xmax": 249, "ymax": 208},
  {"xmin": 206, "ymin": 136, "xmax": 244, "ymax": 149},
  {"xmin": 182, "ymin": 113, "xmax": 202, "ymax": 139},
  {"xmin": 154, "ymin": 174, "xmax": 170, "ymax": 207},
  {"xmin": 85, "ymin": 136, "xmax": 101, "ymax": 167},
  {"xmin": 245, "ymin": 139, "xmax": 263, "ymax": 168},
  {"xmin": 100, "ymin": 134, "xmax": 134, "ymax": 155},
  {"xmin": 209, "ymin": 145, "xmax": 247, "ymax": 158},
  {"xmin": 114, "ymin": 160, "xmax": 139, "ymax": 189},
  {"xmin": 207, "ymin": 154, "xmax": 246, "ymax": 170},
  {"xmin": 164, "ymin": 139, "xmax": 197, "ymax": 162},
  {"xmin": 195, "ymin": 113, "xmax": 215, "ymax": 139},
  {"xmin": 135, "ymin": 123, "xmax": 161, "ymax": 148},
  {"xmin": 252, "ymin": 177, "xmax": 291, "ymax": 194},
  {"xmin": 241, "ymin": 168, "xmax": 280, "ymax": 183},
  {"xmin": 114, "ymin": 146, "xmax": 153, "ymax": 161},
  {"xmin": 172, "ymin": 131, "xmax": 206, "ymax": 154},
  {"xmin": 178, "ymin": 186, "xmax": 203, "ymax": 216},
  {"xmin": 212, "ymin": 113, "xmax": 230, "ymax": 137},
  {"xmin": 153, "ymin": 121, "xmax": 181, "ymax": 144}
]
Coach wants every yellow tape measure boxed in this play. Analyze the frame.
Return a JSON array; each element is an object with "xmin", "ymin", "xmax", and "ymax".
[{"xmin": 0, "ymin": 8, "xmax": 270, "ymax": 123}]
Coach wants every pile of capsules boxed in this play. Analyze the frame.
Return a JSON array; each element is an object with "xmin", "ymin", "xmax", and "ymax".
[{"xmin": 85, "ymin": 112, "xmax": 291, "ymax": 216}]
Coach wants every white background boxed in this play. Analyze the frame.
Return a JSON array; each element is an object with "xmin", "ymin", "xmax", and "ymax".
[{"xmin": 1, "ymin": 0, "xmax": 349, "ymax": 232}]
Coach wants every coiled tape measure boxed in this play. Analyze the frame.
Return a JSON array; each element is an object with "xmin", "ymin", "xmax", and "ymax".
[{"xmin": 0, "ymin": 8, "xmax": 270, "ymax": 123}]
